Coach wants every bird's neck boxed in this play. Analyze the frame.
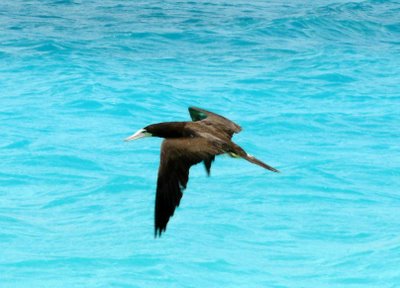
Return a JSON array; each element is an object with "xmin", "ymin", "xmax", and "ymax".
[{"xmin": 149, "ymin": 122, "xmax": 190, "ymax": 138}]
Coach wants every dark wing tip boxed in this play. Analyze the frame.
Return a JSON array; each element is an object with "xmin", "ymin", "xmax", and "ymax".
[
  {"xmin": 154, "ymin": 226, "xmax": 166, "ymax": 238},
  {"xmin": 154, "ymin": 183, "xmax": 182, "ymax": 238},
  {"xmin": 203, "ymin": 156, "xmax": 215, "ymax": 176},
  {"xmin": 188, "ymin": 106, "xmax": 242, "ymax": 134},
  {"xmin": 154, "ymin": 212, "xmax": 170, "ymax": 238},
  {"xmin": 154, "ymin": 143, "xmax": 188, "ymax": 238},
  {"xmin": 188, "ymin": 106, "xmax": 207, "ymax": 121}
]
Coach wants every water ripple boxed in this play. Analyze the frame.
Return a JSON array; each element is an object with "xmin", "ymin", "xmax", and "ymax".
[{"xmin": 1, "ymin": 0, "xmax": 400, "ymax": 287}]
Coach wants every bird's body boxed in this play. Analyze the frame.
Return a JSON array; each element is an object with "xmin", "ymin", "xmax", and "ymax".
[{"xmin": 125, "ymin": 107, "xmax": 279, "ymax": 237}]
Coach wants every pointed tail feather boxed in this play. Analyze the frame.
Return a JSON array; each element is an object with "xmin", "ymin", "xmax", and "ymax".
[{"xmin": 244, "ymin": 154, "xmax": 279, "ymax": 173}]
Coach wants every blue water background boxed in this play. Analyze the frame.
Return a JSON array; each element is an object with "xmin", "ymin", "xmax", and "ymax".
[{"xmin": 1, "ymin": 1, "xmax": 400, "ymax": 287}]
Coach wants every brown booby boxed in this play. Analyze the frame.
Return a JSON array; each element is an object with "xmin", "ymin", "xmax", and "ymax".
[{"xmin": 125, "ymin": 107, "xmax": 279, "ymax": 237}]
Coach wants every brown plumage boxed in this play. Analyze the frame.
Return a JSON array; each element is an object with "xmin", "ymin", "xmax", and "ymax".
[{"xmin": 125, "ymin": 107, "xmax": 279, "ymax": 237}]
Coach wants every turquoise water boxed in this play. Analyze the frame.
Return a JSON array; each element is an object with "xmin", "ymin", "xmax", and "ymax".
[{"xmin": 1, "ymin": 0, "xmax": 400, "ymax": 286}]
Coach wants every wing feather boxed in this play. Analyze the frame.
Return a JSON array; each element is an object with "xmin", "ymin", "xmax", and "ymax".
[
  {"xmin": 155, "ymin": 138, "xmax": 223, "ymax": 237},
  {"xmin": 188, "ymin": 107, "xmax": 242, "ymax": 137}
]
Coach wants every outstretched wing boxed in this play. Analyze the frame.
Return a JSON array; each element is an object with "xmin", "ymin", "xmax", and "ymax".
[
  {"xmin": 155, "ymin": 138, "xmax": 223, "ymax": 237},
  {"xmin": 188, "ymin": 106, "xmax": 242, "ymax": 137}
]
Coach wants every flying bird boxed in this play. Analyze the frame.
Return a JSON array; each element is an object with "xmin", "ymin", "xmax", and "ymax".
[{"xmin": 125, "ymin": 107, "xmax": 279, "ymax": 237}]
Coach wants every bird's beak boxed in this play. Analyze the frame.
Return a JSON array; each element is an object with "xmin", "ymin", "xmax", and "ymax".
[{"xmin": 124, "ymin": 129, "xmax": 151, "ymax": 141}]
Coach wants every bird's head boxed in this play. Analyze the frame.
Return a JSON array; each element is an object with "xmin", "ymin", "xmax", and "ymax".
[{"xmin": 124, "ymin": 127, "xmax": 153, "ymax": 141}]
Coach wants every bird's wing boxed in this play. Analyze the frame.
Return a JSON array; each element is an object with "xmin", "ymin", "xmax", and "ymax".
[
  {"xmin": 188, "ymin": 106, "xmax": 242, "ymax": 137},
  {"xmin": 155, "ymin": 138, "xmax": 223, "ymax": 237}
]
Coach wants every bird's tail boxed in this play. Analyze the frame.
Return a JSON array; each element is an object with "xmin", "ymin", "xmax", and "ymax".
[
  {"xmin": 229, "ymin": 142, "xmax": 279, "ymax": 173},
  {"xmin": 242, "ymin": 154, "xmax": 280, "ymax": 173}
]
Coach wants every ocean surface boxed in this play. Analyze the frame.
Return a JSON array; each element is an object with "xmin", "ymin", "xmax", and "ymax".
[{"xmin": 1, "ymin": 0, "xmax": 399, "ymax": 287}]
